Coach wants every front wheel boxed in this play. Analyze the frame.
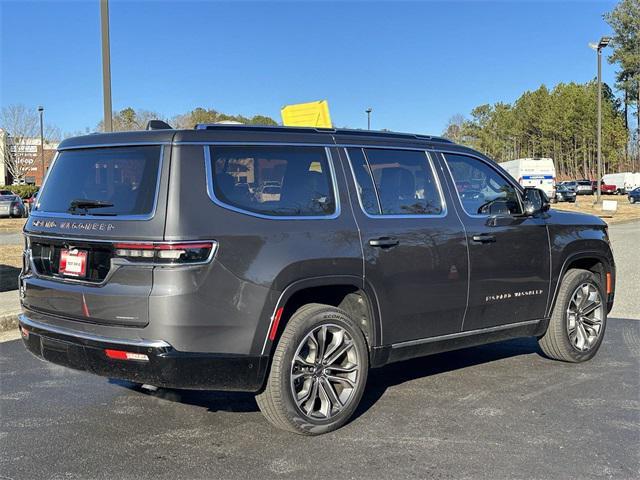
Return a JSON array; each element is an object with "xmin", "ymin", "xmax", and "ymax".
[
  {"xmin": 256, "ymin": 304, "xmax": 369, "ymax": 435},
  {"xmin": 538, "ymin": 269, "xmax": 606, "ymax": 362},
  {"xmin": 630, "ymin": 197, "xmax": 636, "ymax": 204}
]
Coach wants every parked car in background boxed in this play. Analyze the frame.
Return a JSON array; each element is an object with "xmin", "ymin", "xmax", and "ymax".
[
  {"xmin": 591, "ymin": 180, "xmax": 617, "ymax": 195},
  {"xmin": 0, "ymin": 194, "xmax": 26, "ymax": 218},
  {"xmin": 559, "ymin": 181, "xmax": 577, "ymax": 192},
  {"xmin": 628, "ymin": 187, "xmax": 640, "ymax": 204},
  {"xmin": 575, "ymin": 180, "xmax": 593, "ymax": 195},
  {"xmin": 0, "ymin": 189, "xmax": 15, "ymax": 196},
  {"xmin": 555, "ymin": 184, "xmax": 577, "ymax": 203}
]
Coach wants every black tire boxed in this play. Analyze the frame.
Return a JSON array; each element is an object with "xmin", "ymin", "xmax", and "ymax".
[
  {"xmin": 630, "ymin": 197, "xmax": 636, "ymax": 204},
  {"xmin": 255, "ymin": 303, "xmax": 369, "ymax": 435},
  {"xmin": 538, "ymin": 269, "xmax": 607, "ymax": 363}
]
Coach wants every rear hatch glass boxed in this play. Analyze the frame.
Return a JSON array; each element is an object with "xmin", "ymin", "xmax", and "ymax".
[{"xmin": 35, "ymin": 146, "xmax": 162, "ymax": 217}]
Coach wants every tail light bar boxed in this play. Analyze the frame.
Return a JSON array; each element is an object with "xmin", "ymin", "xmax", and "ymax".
[{"xmin": 113, "ymin": 241, "xmax": 217, "ymax": 265}]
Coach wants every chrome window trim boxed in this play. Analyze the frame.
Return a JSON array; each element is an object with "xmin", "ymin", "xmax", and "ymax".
[
  {"xmin": 32, "ymin": 145, "xmax": 166, "ymax": 221},
  {"xmin": 343, "ymin": 147, "xmax": 448, "ymax": 219},
  {"xmin": 203, "ymin": 145, "xmax": 341, "ymax": 221},
  {"xmin": 18, "ymin": 313, "xmax": 171, "ymax": 349},
  {"xmin": 438, "ymin": 150, "xmax": 524, "ymax": 219}
]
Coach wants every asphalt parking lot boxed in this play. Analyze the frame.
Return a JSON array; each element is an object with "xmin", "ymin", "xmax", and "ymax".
[{"xmin": 1, "ymin": 221, "xmax": 638, "ymax": 480}]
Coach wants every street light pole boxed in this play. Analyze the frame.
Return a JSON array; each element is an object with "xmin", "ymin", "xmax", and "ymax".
[
  {"xmin": 597, "ymin": 45, "xmax": 602, "ymax": 203},
  {"xmin": 100, "ymin": 0, "xmax": 113, "ymax": 132},
  {"xmin": 365, "ymin": 108, "xmax": 372, "ymax": 130},
  {"xmin": 38, "ymin": 106, "xmax": 44, "ymax": 184},
  {"xmin": 590, "ymin": 36, "xmax": 611, "ymax": 203}
]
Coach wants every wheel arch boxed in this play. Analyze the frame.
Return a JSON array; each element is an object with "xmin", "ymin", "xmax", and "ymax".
[
  {"xmin": 546, "ymin": 250, "xmax": 614, "ymax": 320},
  {"xmin": 260, "ymin": 276, "xmax": 382, "ymax": 359}
]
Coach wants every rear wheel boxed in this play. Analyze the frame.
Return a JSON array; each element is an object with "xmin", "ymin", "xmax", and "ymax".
[
  {"xmin": 256, "ymin": 304, "xmax": 369, "ymax": 435},
  {"xmin": 538, "ymin": 269, "xmax": 606, "ymax": 362}
]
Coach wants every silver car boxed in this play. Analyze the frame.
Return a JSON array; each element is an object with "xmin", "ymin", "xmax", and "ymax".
[{"xmin": 0, "ymin": 194, "xmax": 26, "ymax": 218}]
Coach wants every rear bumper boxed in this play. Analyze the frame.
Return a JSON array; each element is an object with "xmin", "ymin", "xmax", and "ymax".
[{"xmin": 18, "ymin": 313, "xmax": 268, "ymax": 392}]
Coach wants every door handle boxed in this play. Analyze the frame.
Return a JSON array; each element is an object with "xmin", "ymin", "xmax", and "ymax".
[
  {"xmin": 369, "ymin": 237, "xmax": 400, "ymax": 248},
  {"xmin": 471, "ymin": 234, "xmax": 496, "ymax": 244}
]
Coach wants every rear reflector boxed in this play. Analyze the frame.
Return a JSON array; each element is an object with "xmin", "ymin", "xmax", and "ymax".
[
  {"xmin": 268, "ymin": 307, "xmax": 284, "ymax": 341},
  {"xmin": 606, "ymin": 272, "xmax": 612, "ymax": 294},
  {"xmin": 105, "ymin": 349, "xmax": 149, "ymax": 362}
]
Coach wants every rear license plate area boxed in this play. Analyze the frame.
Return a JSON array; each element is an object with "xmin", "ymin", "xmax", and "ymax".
[{"xmin": 59, "ymin": 249, "xmax": 88, "ymax": 278}]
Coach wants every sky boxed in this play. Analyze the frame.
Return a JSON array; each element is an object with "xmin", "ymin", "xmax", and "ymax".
[{"xmin": 0, "ymin": 0, "xmax": 621, "ymax": 136}]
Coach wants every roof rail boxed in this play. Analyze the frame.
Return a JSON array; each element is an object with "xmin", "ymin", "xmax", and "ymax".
[
  {"xmin": 195, "ymin": 124, "xmax": 336, "ymax": 134},
  {"xmin": 193, "ymin": 123, "xmax": 453, "ymax": 143}
]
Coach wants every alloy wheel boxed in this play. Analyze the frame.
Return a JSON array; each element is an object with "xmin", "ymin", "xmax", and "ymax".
[
  {"xmin": 566, "ymin": 282, "xmax": 604, "ymax": 352},
  {"xmin": 290, "ymin": 324, "xmax": 360, "ymax": 420}
]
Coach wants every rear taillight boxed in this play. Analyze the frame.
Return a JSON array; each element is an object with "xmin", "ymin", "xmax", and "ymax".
[{"xmin": 113, "ymin": 241, "xmax": 216, "ymax": 265}]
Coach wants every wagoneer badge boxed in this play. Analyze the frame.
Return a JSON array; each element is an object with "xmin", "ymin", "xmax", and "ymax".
[{"xmin": 32, "ymin": 219, "xmax": 115, "ymax": 231}]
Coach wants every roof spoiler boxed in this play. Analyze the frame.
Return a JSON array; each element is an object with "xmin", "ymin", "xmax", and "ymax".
[{"xmin": 146, "ymin": 120, "xmax": 173, "ymax": 130}]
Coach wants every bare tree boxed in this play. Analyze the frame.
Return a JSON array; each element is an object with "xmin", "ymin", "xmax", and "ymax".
[
  {"xmin": 442, "ymin": 114, "xmax": 467, "ymax": 143},
  {"xmin": 0, "ymin": 104, "xmax": 61, "ymax": 183},
  {"xmin": 1, "ymin": 105, "xmax": 38, "ymax": 182}
]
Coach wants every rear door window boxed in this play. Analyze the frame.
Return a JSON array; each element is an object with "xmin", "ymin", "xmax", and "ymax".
[
  {"xmin": 36, "ymin": 146, "xmax": 162, "ymax": 217},
  {"xmin": 208, "ymin": 146, "xmax": 336, "ymax": 217},
  {"xmin": 348, "ymin": 148, "xmax": 443, "ymax": 216}
]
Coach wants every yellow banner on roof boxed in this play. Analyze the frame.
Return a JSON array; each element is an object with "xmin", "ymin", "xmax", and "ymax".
[{"xmin": 281, "ymin": 100, "xmax": 333, "ymax": 128}]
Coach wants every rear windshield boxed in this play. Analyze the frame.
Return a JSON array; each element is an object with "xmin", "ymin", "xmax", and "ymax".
[{"xmin": 36, "ymin": 146, "xmax": 162, "ymax": 216}]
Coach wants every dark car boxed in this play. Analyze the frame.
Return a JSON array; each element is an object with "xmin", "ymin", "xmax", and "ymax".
[
  {"xmin": 0, "ymin": 194, "xmax": 26, "ymax": 218},
  {"xmin": 555, "ymin": 184, "xmax": 577, "ymax": 203},
  {"xmin": 628, "ymin": 187, "xmax": 640, "ymax": 204},
  {"xmin": 19, "ymin": 124, "xmax": 615, "ymax": 435}
]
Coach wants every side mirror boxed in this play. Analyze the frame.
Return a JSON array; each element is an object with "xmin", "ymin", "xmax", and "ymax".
[{"xmin": 522, "ymin": 187, "xmax": 550, "ymax": 215}]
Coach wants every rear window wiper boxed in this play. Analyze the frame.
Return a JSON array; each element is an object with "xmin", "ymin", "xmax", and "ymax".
[{"xmin": 68, "ymin": 199, "xmax": 114, "ymax": 215}]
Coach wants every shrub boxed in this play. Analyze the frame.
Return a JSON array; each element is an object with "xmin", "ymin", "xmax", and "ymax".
[{"xmin": 3, "ymin": 185, "xmax": 39, "ymax": 198}]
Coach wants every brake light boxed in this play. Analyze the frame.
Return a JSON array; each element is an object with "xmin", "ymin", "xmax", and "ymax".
[{"xmin": 113, "ymin": 241, "xmax": 216, "ymax": 265}]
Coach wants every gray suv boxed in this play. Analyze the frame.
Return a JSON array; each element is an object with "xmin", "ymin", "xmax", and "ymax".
[{"xmin": 19, "ymin": 124, "xmax": 615, "ymax": 435}]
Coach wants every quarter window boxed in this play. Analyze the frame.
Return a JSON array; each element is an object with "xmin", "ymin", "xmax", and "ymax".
[
  {"xmin": 348, "ymin": 148, "xmax": 443, "ymax": 216},
  {"xmin": 444, "ymin": 153, "xmax": 522, "ymax": 216},
  {"xmin": 209, "ymin": 146, "xmax": 336, "ymax": 217}
]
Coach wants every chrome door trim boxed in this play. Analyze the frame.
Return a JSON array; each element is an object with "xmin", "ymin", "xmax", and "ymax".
[{"xmin": 390, "ymin": 319, "xmax": 541, "ymax": 349}]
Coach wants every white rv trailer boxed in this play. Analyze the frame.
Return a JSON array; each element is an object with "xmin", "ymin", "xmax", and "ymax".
[
  {"xmin": 499, "ymin": 158, "xmax": 556, "ymax": 199},
  {"xmin": 601, "ymin": 172, "xmax": 640, "ymax": 194}
]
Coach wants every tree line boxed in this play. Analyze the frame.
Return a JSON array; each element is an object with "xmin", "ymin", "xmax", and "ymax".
[
  {"xmin": 443, "ymin": 81, "xmax": 630, "ymax": 179},
  {"xmin": 96, "ymin": 106, "xmax": 278, "ymax": 132}
]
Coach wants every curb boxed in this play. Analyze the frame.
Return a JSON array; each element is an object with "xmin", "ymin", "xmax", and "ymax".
[{"xmin": 0, "ymin": 311, "xmax": 20, "ymax": 332}]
